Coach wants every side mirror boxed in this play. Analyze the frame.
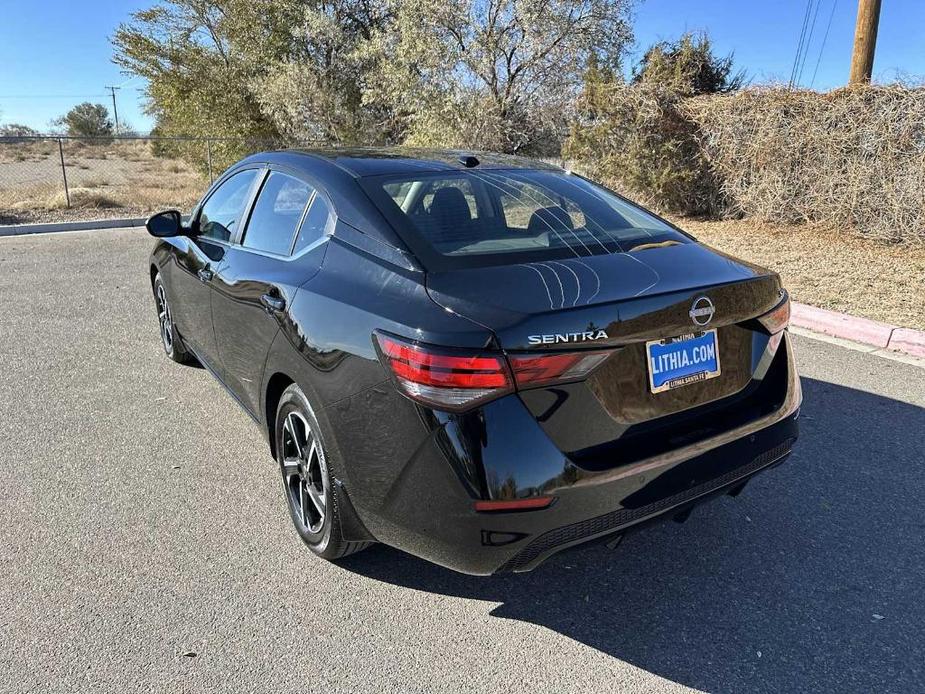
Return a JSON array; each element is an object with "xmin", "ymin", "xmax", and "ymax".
[{"xmin": 145, "ymin": 210, "xmax": 183, "ymax": 238}]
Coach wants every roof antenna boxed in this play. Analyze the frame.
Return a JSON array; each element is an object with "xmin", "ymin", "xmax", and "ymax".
[{"xmin": 458, "ymin": 155, "xmax": 480, "ymax": 168}]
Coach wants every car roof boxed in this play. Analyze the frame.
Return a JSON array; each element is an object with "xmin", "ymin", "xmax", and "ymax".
[{"xmin": 245, "ymin": 147, "xmax": 563, "ymax": 178}]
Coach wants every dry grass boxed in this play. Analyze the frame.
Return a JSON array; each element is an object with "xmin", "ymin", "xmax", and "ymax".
[
  {"xmin": 0, "ymin": 140, "xmax": 56, "ymax": 164},
  {"xmin": 5, "ymin": 187, "xmax": 122, "ymax": 211},
  {"xmin": 79, "ymin": 176, "xmax": 112, "ymax": 189},
  {"xmin": 0, "ymin": 179, "xmax": 201, "ymax": 212},
  {"xmin": 675, "ymin": 216, "xmax": 925, "ymax": 330}
]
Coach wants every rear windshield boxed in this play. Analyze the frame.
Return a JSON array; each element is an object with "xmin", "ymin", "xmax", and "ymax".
[{"xmin": 361, "ymin": 169, "xmax": 690, "ymax": 268}]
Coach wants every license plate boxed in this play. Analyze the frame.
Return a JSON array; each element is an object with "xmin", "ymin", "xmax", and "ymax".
[{"xmin": 646, "ymin": 329, "xmax": 721, "ymax": 394}]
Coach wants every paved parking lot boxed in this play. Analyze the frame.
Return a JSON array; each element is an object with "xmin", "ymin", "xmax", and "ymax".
[{"xmin": 1, "ymin": 227, "xmax": 924, "ymax": 693}]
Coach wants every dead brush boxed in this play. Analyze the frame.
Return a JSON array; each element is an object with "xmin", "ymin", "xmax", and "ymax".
[
  {"xmin": 684, "ymin": 85, "xmax": 925, "ymax": 245},
  {"xmin": 5, "ymin": 187, "xmax": 124, "ymax": 211}
]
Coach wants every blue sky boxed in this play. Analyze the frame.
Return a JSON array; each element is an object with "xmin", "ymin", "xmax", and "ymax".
[{"xmin": 2, "ymin": 0, "xmax": 924, "ymax": 133}]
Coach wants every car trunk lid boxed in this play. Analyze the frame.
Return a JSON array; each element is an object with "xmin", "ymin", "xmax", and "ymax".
[{"xmin": 426, "ymin": 243, "xmax": 781, "ymax": 348}]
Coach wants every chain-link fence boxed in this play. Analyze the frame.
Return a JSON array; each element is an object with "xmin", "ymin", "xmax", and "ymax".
[{"xmin": 0, "ymin": 135, "xmax": 280, "ymax": 225}]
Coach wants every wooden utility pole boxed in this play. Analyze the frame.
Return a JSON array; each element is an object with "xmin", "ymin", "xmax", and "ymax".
[
  {"xmin": 105, "ymin": 85, "xmax": 121, "ymax": 133},
  {"xmin": 848, "ymin": 0, "xmax": 882, "ymax": 84}
]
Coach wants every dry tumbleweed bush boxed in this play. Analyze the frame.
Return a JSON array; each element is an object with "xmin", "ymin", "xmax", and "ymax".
[{"xmin": 684, "ymin": 85, "xmax": 925, "ymax": 245}]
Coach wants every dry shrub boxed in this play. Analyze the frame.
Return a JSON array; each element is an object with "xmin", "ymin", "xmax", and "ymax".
[
  {"xmin": 564, "ymin": 83, "xmax": 724, "ymax": 216},
  {"xmin": 684, "ymin": 85, "xmax": 925, "ymax": 244},
  {"xmin": 8, "ymin": 188, "xmax": 124, "ymax": 211},
  {"xmin": 80, "ymin": 176, "xmax": 113, "ymax": 189}
]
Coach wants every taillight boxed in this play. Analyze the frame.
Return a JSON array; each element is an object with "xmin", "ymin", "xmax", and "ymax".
[
  {"xmin": 374, "ymin": 333, "xmax": 514, "ymax": 411},
  {"xmin": 508, "ymin": 351, "xmax": 609, "ymax": 388},
  {"xmin": 758, "ymin": 291, "xmax": 791, "ymax": 333},
  {"xmin": 375, "ymin": 332, "xmax": 612, "ymax": 411}
]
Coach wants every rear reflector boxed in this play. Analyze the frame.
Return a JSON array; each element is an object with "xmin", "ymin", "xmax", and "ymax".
[
  {"xmin": 474, "ymin": 496, "xmax": 554, "ymax": 512},
  {"xmin": 758, "ymin": 292, "xmax": 791, "ymax": 333},
  {"xmin": 508, "ymin": 351, "xmax": 609, "ymax": 388},
  {"xmin": 375, "ymin": 333, "xmax": 514, "ymax": 411}
]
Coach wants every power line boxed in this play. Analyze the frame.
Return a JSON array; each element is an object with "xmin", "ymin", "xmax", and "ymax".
[
  {"xmin": 0, "ymin": 94, "xmax": 110, "ymax": 99},
  {"xmin": 797, "ymin": 0, "xmax": 825, "ymax": 86},
  {"xmin": 789, "ymin": 0, "xmax": 815, "ymax": 88},
  {"xmin": 810, "ymin": 0, "xmax": 840, "ymax": 88}
]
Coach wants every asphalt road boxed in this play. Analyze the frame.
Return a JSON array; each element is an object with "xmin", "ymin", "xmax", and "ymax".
[{"xmin": 1, "ymin": 228, "xmax": 924, "ymax": 694}]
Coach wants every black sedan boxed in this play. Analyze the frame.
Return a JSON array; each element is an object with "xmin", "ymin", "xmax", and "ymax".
[{"xmin": 146, "ymin": 148, "xmax": 801, "ymax": 575}]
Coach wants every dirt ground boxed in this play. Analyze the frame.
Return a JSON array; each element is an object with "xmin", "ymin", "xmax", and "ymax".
[
  {"xmin": 0, "ymin": 139, "xmax": 205, "ymax": 225},
  {"xmin": 676, "ymin": 217, "xmax": 925, "ymax": 331}
]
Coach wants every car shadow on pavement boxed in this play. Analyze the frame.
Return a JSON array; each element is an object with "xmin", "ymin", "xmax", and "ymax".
[{"xmin": 339, "ymin": 377, "xmax": 925, "ymax": 692}]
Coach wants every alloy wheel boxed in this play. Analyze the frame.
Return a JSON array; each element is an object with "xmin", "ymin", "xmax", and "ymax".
[
  {"xmin": 281, "ymin": 411, "xmax": 328, "ymax": 534},
  {"xmin": 156, "ymin": 283, "xmax": 173, "ymax": 354}
]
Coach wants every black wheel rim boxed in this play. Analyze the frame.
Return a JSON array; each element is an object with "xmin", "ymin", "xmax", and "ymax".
[
  {"xmin": 281, "ymin": 411, "xmax": 328, "ymax": 534},
  {"xmin": 156, "ymin": 283, "xmax": 173, "ymax": 354}
]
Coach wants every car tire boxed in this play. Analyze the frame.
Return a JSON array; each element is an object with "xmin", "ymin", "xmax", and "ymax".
[
  {"xmin": 153, "ymin": 272, "xmax": 193, "ymax": 364},
  {"xmin": 275, "ymin": 383, "xmax": 371, "ymax": 560}
]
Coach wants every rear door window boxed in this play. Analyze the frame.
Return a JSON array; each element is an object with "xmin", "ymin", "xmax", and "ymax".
[
  {"xmin": 242, "ymin": 171, "xmax": 313, "ymax": 255},
  {"xmin": 293, "ymin": 194, "xmax": 331, "ymax": 254}
]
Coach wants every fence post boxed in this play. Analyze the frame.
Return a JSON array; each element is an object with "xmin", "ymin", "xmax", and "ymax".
[
  {"xmin": 207, "ymin": 138, "xmax": 214, "ymax": 183},
  {"xmin": 57, "ymin": 138, "xmax": 70, "ymax": 208}
]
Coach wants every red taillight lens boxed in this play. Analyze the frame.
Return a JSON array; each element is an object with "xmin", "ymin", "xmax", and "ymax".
[
  {"xmin": 758, "ymin": 292, "xmax": 791, "ymax": 333},
  {"xmin": 375, "ymin": 332, "xmax": 612, "ymax": 411},
  {"xmin": 375, "ymin": 333, "xmax": 514, "ymax": 411},
  {"xmin": 508, "ymin": 351, "xmax": 609, "ymax": 388}
]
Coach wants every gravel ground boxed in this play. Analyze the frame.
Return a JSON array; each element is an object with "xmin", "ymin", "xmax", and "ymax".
[
  {"xmin": 1, "ymin": 228, "xmax": 924, "ymax": 693},
  {"xmin": 678, "ymin": 218, "xmax": 925, "ymax": 331}
]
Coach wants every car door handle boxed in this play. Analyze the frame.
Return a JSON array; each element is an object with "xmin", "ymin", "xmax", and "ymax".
[
  {"xmin": 260, "ymin": 293, "xmax": 286, "ymax": 313},
  {"xmin": 197, "ymin": 267, "xmax": 213, "ymax": 282}
]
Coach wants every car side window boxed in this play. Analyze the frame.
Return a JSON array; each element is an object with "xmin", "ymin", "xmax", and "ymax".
[
  {"xmin": 242, "ymin": 172, "xmax": 313, "ymax": 255},
  {"xmin": 198, "ymin": 169, "xmax": 259, "ymax": 243},
  {"xmin": 292, "ymin": 194, "xmax": 331, "ymax": 254}
]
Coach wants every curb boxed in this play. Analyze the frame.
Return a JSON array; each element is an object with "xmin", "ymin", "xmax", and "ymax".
[
  {"xmin": 0, "ymin": 217, "xmax": 146, "ymax": 237},
  {"xmin": 791, "ymin": 303, "xmax": 925, "ymax": 359}
]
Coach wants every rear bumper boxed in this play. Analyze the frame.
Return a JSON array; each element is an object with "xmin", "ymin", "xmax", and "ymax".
[
  {"xmin": 496, "ymin": 418, "xmax": 797, "ymax": 572},
  {"xmin": 335, "ymin": 332, "xmax": 802, "ymax": 576}
]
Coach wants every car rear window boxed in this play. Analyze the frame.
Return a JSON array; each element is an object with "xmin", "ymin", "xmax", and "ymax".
[{"xmin": 364, "ymin": 169, "xmax": 690, "ymax": 267}]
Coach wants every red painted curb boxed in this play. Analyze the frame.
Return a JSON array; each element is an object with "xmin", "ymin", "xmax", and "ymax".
[
  {"xmin": 791, "ymin": 302, "xmax": 925, "ymax": 359},
  {"xmin": 887, "ymin": 328, "xmax": 925, "ymax": 359},
  {"xmin": 790, "ymin": 303, "xmax": 893, "ymax": 347}
]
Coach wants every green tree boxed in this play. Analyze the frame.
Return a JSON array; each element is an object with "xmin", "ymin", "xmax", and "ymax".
[
  {"xmin": 368, "ymin": 0, "xmax": 635, "ymax": 154},
  {"xmin": 0, "ymin": 123, "xmax": 40, "ymax": 140},
  {"xmin": 56, "ymin": 103, "xmax": 114, "ymax": 138},
  {"xmin": 565, "ymin": 32, "xmax": 741, "ymax": 215},
  {"xmin": 113, "ymin": 0, "xmax": 292, "ymax": 168},
  {"xmin": 252, "ymin": 0, "xmax": 395, "ymax": 144},
  {"xmin": 113, "ymin": 0, "xmax": 392, "ymax": 158},
  {"xmin": 114, "ymin": 0, "xmax": 636, "ymax": 157},
  {"xmin": 632, "ymin": 31, "xmax": 745, "ymax": 96}
]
